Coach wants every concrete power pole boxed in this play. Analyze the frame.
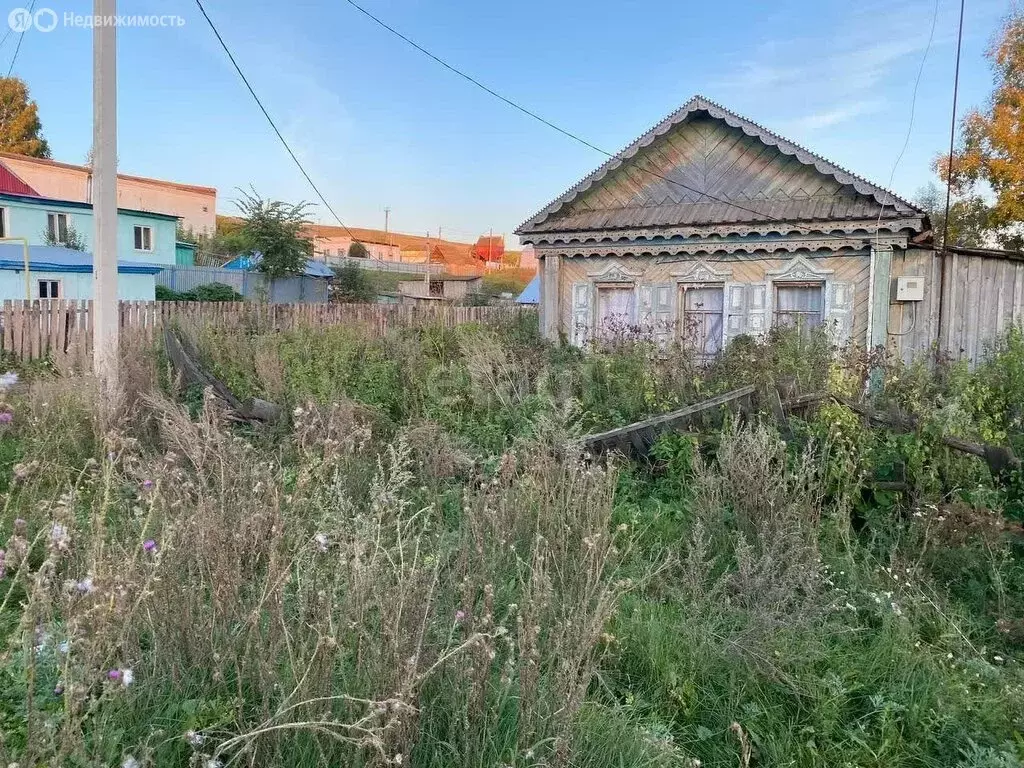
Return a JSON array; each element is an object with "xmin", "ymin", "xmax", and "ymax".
[{"xmin": 92, "ymin": 0, "xmax": 118, "ymax": 387}]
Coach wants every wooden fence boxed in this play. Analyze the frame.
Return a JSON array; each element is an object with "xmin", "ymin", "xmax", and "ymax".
[{"xmin": 0, "ymin": 300, "xmax": 536, "ymax": 370}]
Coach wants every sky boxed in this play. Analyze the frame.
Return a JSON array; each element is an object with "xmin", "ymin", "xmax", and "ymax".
[{"xmin": 3, "ymin": 0, "xmax": 1012, "ymax": 245}]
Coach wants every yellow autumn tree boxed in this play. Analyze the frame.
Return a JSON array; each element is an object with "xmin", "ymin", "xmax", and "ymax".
[
  {"xmin": 0, "ymin": 77, "xmax": 50, "ymax": 158},
  {"xmin": 935, "ymin": 11, "xmax": 1023, "ymax": 241}
]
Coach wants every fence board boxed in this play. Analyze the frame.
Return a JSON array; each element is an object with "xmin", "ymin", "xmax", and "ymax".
[{"xmin": 0, "ymin": 300, "xmax": 535, "ymax": 370}]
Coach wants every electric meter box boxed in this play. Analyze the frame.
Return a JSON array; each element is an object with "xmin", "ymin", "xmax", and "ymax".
[{"xmin": 895, "ymin": 276, "xmax": 925, "ymax": 302}]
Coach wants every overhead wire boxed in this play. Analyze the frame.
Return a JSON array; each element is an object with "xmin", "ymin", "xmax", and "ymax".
[
  {"xmin": 7, "ymin": 0, "xmax": 38, "ymax": 77},
  {"xmin": 341, "ymin": 0, "xmax": 910, "ymax": 234},
  {"xmin": 192, "ymin": 0, "xmax": 364, "ymax": 245}
]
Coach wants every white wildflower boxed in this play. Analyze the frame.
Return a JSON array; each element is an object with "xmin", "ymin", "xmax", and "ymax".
[
  {"xmin": 185, "ymin": 730, "xmax": 205, "ymax": 747},
  {"xmin": 122, "ymin": 757, "xmax": 140, "ymax": 768},
  {"xmin": 121, "ymin": 668, "xmax": 134, "ymax": 687},
  {"xmin": 0, "ymin": 371, "xmax": 18, "ymax": 390},
  {"xmin": 313, "ymin": 533, "xmax": 329, "ymax": 552},
  {"xmin": 50, "ymin": 522, "xmax": 70, "ymax": 550}
]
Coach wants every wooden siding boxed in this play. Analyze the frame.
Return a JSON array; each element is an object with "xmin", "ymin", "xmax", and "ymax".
[
  {"xmin": 889, "ymin": 249, "xmax": 1024, "ymax": 364},
  {"xmin": 558, "ymin": 253, "xmax": 871, "ymax": 345}
]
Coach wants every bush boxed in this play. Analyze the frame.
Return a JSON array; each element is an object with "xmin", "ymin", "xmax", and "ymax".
[
  {"xmin": 331, "ymin": 263, "xmax": 375, "ymax": 303},
  {"xmin": 155, "ymin": 282, "xmax": 242, "ymax": 302}
]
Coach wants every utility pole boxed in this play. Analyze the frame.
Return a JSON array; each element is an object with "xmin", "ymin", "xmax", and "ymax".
[
  {"xmin": 424, "ymin": 232, "xmax": 431, "ymax": 291},
  {"xmin": 93, "ymin": 0, "xmax": 118, "ymax": 388},
  {"xmin": 384, "ymin": 206, "xmax": 391, "ymax": 255}
]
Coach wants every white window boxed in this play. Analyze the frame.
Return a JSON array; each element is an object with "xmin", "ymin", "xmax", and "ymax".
[
  {"xmin": 680, "ymin": 285, "xmax": 724, "ymax": 358},
  {"xmin": 38, "ymin": 279, "xmax": 60, "ymax": 299},
  {"xmin": 774, "ymin": 283, "xmax": 824, "ymax": 332},
  {"xmin": 47, "ymin": 212, "xmax": 69, "ymax": 245},
  {"xmin": 133, "ymin": 225, "xmax": 153, "ymax": 251},
  {"xmin": 596, "ymin": 285, "xmax": 635, "ymax": 340}
]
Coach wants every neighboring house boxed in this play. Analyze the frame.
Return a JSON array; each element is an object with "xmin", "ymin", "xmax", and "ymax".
[
  {"xmin": 517, "ymin": 274, "xmax": 540, "ymax": 304},
  {"xmin": 0, "ymin": 190, "xmax": 179, "ymax": 266},
  {"xmin": 306, "ymin": 225, "xmax": 483, "ymax": 274},
  {"xmin": 0, "ymin": 152, "xmax": 216, "ymax": 234},
  {"xmin": 221, "ymin": 252, "xmax": 333, "ymax": 304},
  {"xmin": 398, "ymin": 274, "xmax": 482, "ymax": 301},
  {"xmin": 516, "ymin": 95, "xmax": 1024, "ymax": 365},
  {"xmin": 175, "ymin": 241, "xmax": 197, "ymax": 267},
  {"xmin": 472, "ymin": 235, "xmax": 505, "ymax": 263},
  {"xmin": 0, "ymin": 243, "xmax": 163, "ymax": 301}
]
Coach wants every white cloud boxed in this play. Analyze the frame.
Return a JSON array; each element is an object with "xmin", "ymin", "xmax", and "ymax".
[{"xmin": 786, "ymin": 100, "xmax": 884, "ymax": 132}]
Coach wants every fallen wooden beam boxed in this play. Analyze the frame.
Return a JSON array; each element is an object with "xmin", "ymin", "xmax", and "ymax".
[{"xmin": 580, "ymin": 385, "xmax": 756, "ymax": 455}]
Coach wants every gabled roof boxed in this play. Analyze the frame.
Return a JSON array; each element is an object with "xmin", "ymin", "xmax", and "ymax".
[
  {"xmin": 0, "ymin": 152, "xmax": 216, "ymax": 195},
  {"xmin": 0, "ymin": 162, "xmax": 39, "ymax": 196},
  {"xmin": 516, "ymin": 95, "xmax": 924, "ymax": 236}
]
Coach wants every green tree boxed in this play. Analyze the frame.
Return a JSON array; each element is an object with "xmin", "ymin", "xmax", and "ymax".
[
  {"xmin": 0, "ymin": 77, "xmax": 50, "ymax": 158},
  {"xmin": 934, "ymin": 10, "xmax": 1024, "ymax": 247},
  {"xmin": 915, "ymin": 183, "xmax": 993, "ymax": 248},
  {"xmin": 235, "ymin": 189, "xmax": 312, "ymax": 279},
  {"xmin": 43, "ymin": 221, "xmax": 87, "ymax": 251},
  {"xmin": 348, "ymin": 241, "xmax": 370, "ymax": 259},
  {"xmin": 331, "ymin": 263, "xmax": 375, "ymax": 303}
]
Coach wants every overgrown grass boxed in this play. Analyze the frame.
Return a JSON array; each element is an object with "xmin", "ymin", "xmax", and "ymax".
[{"xmin": 1, "ymin": 322, "xmax": 1023, "ymax": 767}]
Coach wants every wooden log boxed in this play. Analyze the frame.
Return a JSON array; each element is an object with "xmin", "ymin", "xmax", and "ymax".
[{"xmin": 581, "ymin": 385, "xmax": 757, "ymax": 455}]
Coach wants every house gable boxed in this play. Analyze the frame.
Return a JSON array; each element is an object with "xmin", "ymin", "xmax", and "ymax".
[{"xmin": 517, "ymin": 96, "xmax": 925, "ymax": 238}]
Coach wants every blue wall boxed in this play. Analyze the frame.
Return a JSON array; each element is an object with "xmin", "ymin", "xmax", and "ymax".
[
  {"xmin": 0, "ymin": 269, "xmax": 155, "ymax": 301},
  {"xmin": 0, "ymin": 194, "xmax": 178, "ymax": 266}
]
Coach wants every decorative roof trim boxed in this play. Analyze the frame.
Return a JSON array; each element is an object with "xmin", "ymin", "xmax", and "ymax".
[
  {"xmin": 535, "ymin": 234, "xmax": 907, "ymax": 259},
  {"xmin": 522, "ymin": 217, "xmax": 922, "ymax": 246},
  {"xmin": 515, "ymin": 95, "xmax": 924, "ymax": 234}
]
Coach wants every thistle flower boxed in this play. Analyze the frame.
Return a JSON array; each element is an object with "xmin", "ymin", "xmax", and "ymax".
[
  {"xmin": 141, "ymin": 479, "xmax": 154, "ymax": 490},
  {"xmin": 143, "ymin": 539, "xmax": 157, "ymax": 553},
  {"xmin": 54, "ymin": 682, "xmax": 64, "ymax": 696},
  {"xmin": 122, "ymin": 757, "xmax": 140, "ymax": 768},
  {"xmin": 454, "ymin": 609, "xmax": 466, "ymax": 622},
  {"xmin": 50, "ymin": 522, "xmax": 70, "ymax": 550},
  {"xmin": 185, "ymin": 730, "xmax": 205, "ymax": 747},
  {"xmin": 108, "ymin": 669, "xmax": 121, "ymax": 681},
  {"xmin": 75, "ymin": 576, "xmax": 95, "ymax": 594},
  {"xmin": 0, "ymin": 412, "xmax": 13, "ymax": 425}
]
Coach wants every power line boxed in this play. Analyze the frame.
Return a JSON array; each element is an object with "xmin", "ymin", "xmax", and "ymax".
[
  {"xmin": 7, "ymin": 0, "xmax": 37, "ymax": 77},
  {"xmin": 192, "ymin": 0, "xmax": 362, "ymax": 244},
  {"xmin": 875, "ymin": 0, "xmax": 939, "ymax": 236},
  {"xmin": 341, "ymin": 0, "xmax": 908, "ymax": 231},
  {"xmin": 942, "ymin": 0, "xmax": 967, "ymax": 249}
]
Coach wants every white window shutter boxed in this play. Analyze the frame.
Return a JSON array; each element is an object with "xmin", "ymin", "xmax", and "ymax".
[
  {"xmin": 746, "ymin": 283, "xmax": 769, "ymax": 337},
  {"xmin": 571, "ymin": 282, "xmax": 592, "ymax": 348},
  {"xmin": 637, "ymin": 284, "xmax": 654, "ymax": 328},
  {"xmin": 653, "ymin": 284, "xmax": 674, "ymax": 345},
  {"xmin": 826, "ymin": 281, "xmax": 855, "ymax": 344},
  {"xmin": 724, "ymin": 282, "xmax": 746, "ymax": 345}
]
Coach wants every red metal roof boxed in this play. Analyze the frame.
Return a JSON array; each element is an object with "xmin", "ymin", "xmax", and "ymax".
[
  {"xmin": 0, "ymin": 161, "xmax": 39, "ymax": 196},
  {"xmin": 472, "ymin": 235, "xmax": 505, "ymax": 262}
]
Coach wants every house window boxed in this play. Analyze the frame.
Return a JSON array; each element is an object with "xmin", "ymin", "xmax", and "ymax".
[
  {"xmin": 774, "ymin": 282, "xmax": 824, "ymax": 332},
  {"xmin": 596, "ymin": 285, "xmax": 635, "ymax": 340},
  {"xmin": 47, "ymin": 212, "xmax": 69, "ymax": 245},
  {"xmin": 680, "ymin": 285, "xmax": 724, "ymax": 358},
  {"xmin": 428, "ymin": 279, "xmax": 444, "ymax": 297},
  {"xmin": 0, "ymin": 208, "xmax": 7, "ymax": 238},
  {"xmin": 38, "ymin": 279, "xmax": 60, "ymax": 299},
  {"xmin": 133, "ymin": 225, "xmax": 153, "ymax": 251}
]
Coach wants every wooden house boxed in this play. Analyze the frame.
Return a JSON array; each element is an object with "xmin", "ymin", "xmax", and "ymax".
[
  {"xmin": 516, "ymin": 96, "xmax": 1024, "ymax": 365},
  {"xmin": 398, "ymin": 274, "xmax": 483, "ymax": 301}
]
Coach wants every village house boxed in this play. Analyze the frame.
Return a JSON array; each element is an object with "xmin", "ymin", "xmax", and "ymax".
[
  {"xmin": 0, "ymin": 172, "xmax": 180, "ymax": 300},
  {"xmin": 516, "ymin": 96, "xmax": 1024, "ymax": 365},
  {"xmin": 0, "ymin": 152, "xmax": 217, "ymax": 235}
]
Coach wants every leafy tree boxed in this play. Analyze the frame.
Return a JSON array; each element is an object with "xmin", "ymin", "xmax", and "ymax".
[
  {"xmin": 235, "ymin": 189, "xmax": 312, "ymax": 279},
  {"xmin": 915, "ymin": 183, "xmax": 993, "ymax": 248},
  {"xmin": 935, "ymin": 11, "xmax": 1024, "ymax": 246},
  {"xmin": 348, "ymin": 241, "xmax": 370, "ymax": 259},
  {"xmin": 43, "ymin": 221, "xmax": 87, "ymax": 251},
  {"xmin": 0, "ymin": 77, "xmax": 50, "ymax": 158},
  {"xmin": 331, "ymin": 263, "xmax": 375, "ymax": 303}
]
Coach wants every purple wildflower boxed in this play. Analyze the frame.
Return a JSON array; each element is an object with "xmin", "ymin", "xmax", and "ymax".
[
  {"xmin": 454, "ymin": 609, "xmax": 466, "ymax": 622},
  {"xmin": 107, "ymin": 669, "xmax": 121, "ymax": 681},
  {"xmin": 142, "ymin": 479, "xmax": 154, "ymax": 490},
  {"xmin": 143, "ymin": 539, "xmax": 157, "ymax": 553},
  {"xmin": 0, "ymin": 549, "xmax": 5, "ymax": 580},
  {"xmin": 54, "ymin": 682, "xmax": 64, "ymax": 696},
  {"xmin": 0, "ymin": 412, "xmax": 13, "ymax": 425}
]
